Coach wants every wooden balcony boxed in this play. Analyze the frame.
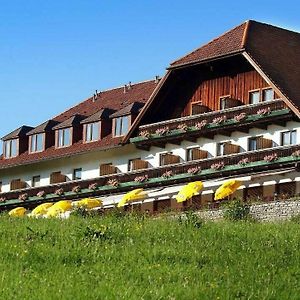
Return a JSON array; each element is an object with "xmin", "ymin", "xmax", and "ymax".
[
  {"xmin": 100, "ymin": 164, "xmax": 117, "ymax": 176},
  {"xmin": 50, "ymin": 172, "xmax": 67, "ymax": 184},
  {"xmin": 1, "ymin": 144, "xmax": 300, "ymax": 209},
  {"xmin": 131, "ymin": 159, "xmax": 148, "ymax": 170},
  {"xmin": 10, "ymin": 179, "xmax": 26, "ymax": 191},
  {"xmin": 131, "ymin": 100, "xmax": 293, "ymax": 150}
]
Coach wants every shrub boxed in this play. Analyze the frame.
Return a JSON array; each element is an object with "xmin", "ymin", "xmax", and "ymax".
[
  {"xmin": 212, "ymin": 115, "xmax": 227, "ymax": 124},
  {"xmin": 107, "ymin": 179, "xmax": 119, "ymax": 187},
  {"xmin": 187, "ymin": 166, "xmax": 201, "ymax": 175},
  {"xmin": 18, "ymin": 193, "xmax": 28, "ymax": 201},
  {"xmin": 177, "ymin": 123, "xmax": 188, "ymax": 132},
  {"xmin": 55, "ymin": 188, "xmax": 64, "ymax": 196},
  {"xmin": 290, "ymin": 214, "xmax": 300, "ymax": 223},
  {"xmin": 238, "ymin": 158, "xmax": 250, "ymax": 166},
  {"xmin": 0, "ymin": 197, "xmax": 6, "ymax": 203},
  {"xmin": 223, "ymin": 199, "xmax": 251, "ymax": 221},
  {"xmin": 155, "ymin": 127, "xmax": 169, "ymax": 136},
  {"xmin": 134, "ymin": 175, "xmax": 148, "ymax": 183},
  {"xmin": 37, "ymin": 191, "xmax": 46, "ymax": 198},
  {"xmin": 256, "ymin": 107, "xmax": 271, "ymax": 116},
  {"xmin": 178, "ymin": 210, "xmax": 203, "ymax": 228},
  {"xmin": 72, "ymin": 185, "xmax": 81, "ymax": 193},
  {"xmin": 139, "ymin": 130, "xmax": 150, "ymax": 138},
  {"xmin": 162, "ymin": 170, "xmax": 173, "ymax": 179},
  {"xmin": 88, "ymin": 183, "xmax": 98, "ymax": 191},
  {"xmin": 195, "ymin": 120, "xmax": 207, "ymax": 130},
  {"xmin": 292, "ymin": 150, "xmax": 300, "ymax": 157},
  {"xmin": 211, "ymin": 162, "xmax": 225, "ymax": 170},
  {"xmin": 234, "ymin": 112, "xmax": 247, "ymax": 122},
  {"xmin": 264, "ymin": 153, "xmax": 278, "ymax": 162}
]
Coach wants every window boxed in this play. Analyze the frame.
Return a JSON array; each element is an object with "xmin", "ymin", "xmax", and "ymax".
[
  {"xmin": 4, "ymin": 139, "xmax": 18, "ymax": 158},
  {"xmin": 73, "ymin": 168, "xmax": 82, "ymax": 180},
  {"xmin": 249, "ymin": 91, "xmax": 260, "ymax": 104},
  {"xmin": 281, "ymin": 130, "xmax": 297, "ymax": 146},
  {"xmin": 128, "ymin": 158, "xmax": 141, "ymax": 171},
  {"xmin": 85, "ymin": 122, "xmax": 100, "ymax": 142},
  {"xmin": 217, "ymin": 142, "xmax": 226, "ymax": 156},
  {"xmin": 57, "ymin": 128, "xmax": 71, "ymax": 148},
  {"xmin": 220, "ymin": 97, "xmax": 227, "ymax": 110},
  {"xmin": 191, "ymin": 102, "xmax": 210, "ymax": 115},
  {"xmin": 0, "ymin": 181, "xmax": 2, "ymax": 193},
  {"xmin": 30, "ymin": 133, "xmax": 44, "ymax": 153},
  {"xmin": 187, "ymin": 148, "xmax": 208, "ymax": 161},
  {"xmin": 248, "ymin": 137, "xmax": 258, "ymax": 151},
  {"xmin": 32, "ymin": 176, "xmax": 41, "ymax": 187},
  {"xmin": 262, "ymin": 88, "xmax": 274, "ymax": 101},
  {"xmin": 114, "ymin": 116, "xmax": 130, "ymax": 137},
  {"xmin": 160, "ymin": 152, "xmax": 180, "ymax": 166}
]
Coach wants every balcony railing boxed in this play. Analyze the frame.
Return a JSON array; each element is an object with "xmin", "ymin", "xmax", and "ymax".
[
  {"xmin": 1, "ymin": 144, "xmax": 300, "ymax": 208},
  {"xmin": 131, "ymin": 100, "xmax": 293, "ymax": 148}
]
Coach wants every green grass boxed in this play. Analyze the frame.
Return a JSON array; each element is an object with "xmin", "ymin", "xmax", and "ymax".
[{"xmin": 1, "ymin": 212, "xmax": 300, "ymax": 299}]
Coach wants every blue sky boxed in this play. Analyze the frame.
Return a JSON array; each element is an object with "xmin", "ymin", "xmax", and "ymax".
[{"xmin": 0, "ymin": 0, "xmax": 299, "ymax": 140}]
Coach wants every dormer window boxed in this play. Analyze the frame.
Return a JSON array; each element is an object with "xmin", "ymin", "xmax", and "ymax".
[
  {"xmin": 114, "ymin": 116, "xmax": 130, "ymax": 137},
  {"xmin": 57, "ymin": 128, "xmax": 72, "ymax": 148},
  {"xmin": 84, "ymin": 122, "xmax": 100, "ymax": 142},
  {"xmin": 29, "ymin": 133, "xmax": 44, "ymax": 153},
  {"xmin": 4, "ymin": 139, "xmax": 18, "ymax": 158}
]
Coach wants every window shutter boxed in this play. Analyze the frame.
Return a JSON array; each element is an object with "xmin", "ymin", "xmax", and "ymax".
[
  {"xmin": 224, "ymin": 143, "xmax": 240, "ymax": 155},
  {"xmin": 100, "ymin": 164, "xmax": 117, "ymax": 176},
  {"xmin": 10, "ymin": 179, "xmax": 26, "ymax": 190},
  {"xmin": 221, "ymin": 97, "xmax": 241, "ymax": 109},
  {"xmin": 163, "ymin": 154, "xmax": 180, "ymax": 165},
  {"xmin": 257, "ymin": 137, "xmax": 273, "ymax": 149},
  {"xmin": 191, "ymin": 148, "xmax": 208, "ymax": 160},
  {"xmin": 50, "ymin": 172, "xmax": 66, "ymax": 184},
  {"xmin": 132, "ymin": 159, "xmax": 148, "ymax": 170},
  {"xmin": 191, "ymin": 103, "xmax": 210, "ymax": 115}
]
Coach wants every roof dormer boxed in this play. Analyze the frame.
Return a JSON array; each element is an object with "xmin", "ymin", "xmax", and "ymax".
[
  {"xmin": 53, "ymin": 115, "xmax": 84, "ymax": 149},
  {"xmin": 81, "ymin": 108, "xmax": 113, "ymax": 143},
  {"xmin": 1, "ymin": 126, "xmax": 33, "ymax": 159},
  {"xmin": 110, "ymin": 102, "xmax": 144, "ymax": 137},
  {"xmin": 26, "ymin": 120, "xmax": 59, "ymax": 154}
]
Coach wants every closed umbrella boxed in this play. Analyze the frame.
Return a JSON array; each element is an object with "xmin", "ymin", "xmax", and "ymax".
[
  {"xmin": 9, "ymin": 207, "xmax": 27, "ymax": 217},
  {"xmin": 118, "ymin": 188, "xmax": 148, "ymax": 208},
  {"xmin": 46, "ymin": 200, "xmax": 72, "ymax": 217},
  {"xmin": 72, "ymin": 198, "xmax": 103, "ymax": 209},
  {"xmin": 176, "ymin": 181, "xmax": 203, "ymax": 203},
  {"xmin": 214, "ymin": 179, "xmax": 242, "ymax": 200},
  {"xmin": 30, "ymin": 203, "xmax": 53, "ymax": 217}
]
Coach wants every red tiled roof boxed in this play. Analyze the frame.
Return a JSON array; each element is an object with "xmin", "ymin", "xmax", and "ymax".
[
  {"xmin": 0, "ymin": 80, "xmax": 158, "ymax": 169},
  {"xmin": 170, "ymin": 21, "xmax": 248, "ymax": 67}
]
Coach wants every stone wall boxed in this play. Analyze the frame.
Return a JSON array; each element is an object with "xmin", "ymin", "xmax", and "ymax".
[{"xmin": 197, "ymin": 200, "xmax": 300, "ymax": 222}]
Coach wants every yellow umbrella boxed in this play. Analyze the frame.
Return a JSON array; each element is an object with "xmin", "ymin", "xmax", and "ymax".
[
  {"xmin": 176, "ymin": 181, "xmax": 203, "ymax": 203},
  {"xmin": 9, "ymin": 207, "xmax": 27, "ymax": 217},
  {"xmin": 46, "ymin": 200, "xmax": 72, "ymax": 217},
  {"xmin": 214, "ymin": 179, "xmax": 242, "ymax": 200},
  {"xmin": 30, "ymin": 203, "xmax": 53, "ymax": 217},
  {"xmin": 118, "ymin": 188, "xmax": 148, "ymax": 208},
  {"xmin": 72, "ymin": 198, "xmax": 103, "ymax": 209}
]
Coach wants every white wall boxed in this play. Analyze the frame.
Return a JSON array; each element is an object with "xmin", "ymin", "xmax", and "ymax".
[{"xmin": 0, "ymin": 120, "xmax": 300, "ymax": 193}]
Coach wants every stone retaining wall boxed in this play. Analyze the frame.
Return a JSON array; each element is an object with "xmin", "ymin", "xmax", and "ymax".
[{"xmin": 197, "ymin": 200, "xmax": 300, "ymax": 221}]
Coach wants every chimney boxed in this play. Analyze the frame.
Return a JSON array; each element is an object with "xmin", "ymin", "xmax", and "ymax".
[
  {"xmin": 128, "ymin": 81, "xmax": 132, "ymax": 89},
  {"xmin": 92, "ymin": 93, "xmax": 96, "ymax": 102},
  {"xmin": 123, "ymin": 84, "xmax": 127, "ymax": 93},
  {"xmin": 155, "ymin": 75, "xmax": 160, "ymax": 83}
]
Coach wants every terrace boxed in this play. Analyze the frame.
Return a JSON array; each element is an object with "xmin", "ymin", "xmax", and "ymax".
[
  {"xmin": 1, "ymin": 144, "xmax": 300, "ymax": 209},
  {"xmin": 130, "ymin": 100, "xmax": 294, "ymax": 150}
]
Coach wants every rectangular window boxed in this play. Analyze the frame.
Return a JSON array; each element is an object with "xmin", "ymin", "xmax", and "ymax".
[
  {"xmin": 32, "ymin": 175, "xmax": 41, "ymax": 187},
  {"xmin": 248, "ymin": 137, "xmax": 258, "ymax": 151},
  {"xmin": 85, "ymin": 122, "xmax": 100, "ymax": 142},
  {"xmin": 73, "ymin": 168, "xmax": 82, "ymax": 180},
  {"xmin": 30, "ymin": 133, "xmax": 44, "ymax": 153},
  {"xmin": 114, "ymin": 116, "xmax": 130, "ymax": 137},
  {"xmin": 217, "ymin": 142, "xmax": 226, "ymax": 156},
  {"xmin": 249, "ymin": 91, "xmax": 260, "ymax": 104},
  {"xmin": 262, "ymin": 88, "xmax": 274, "ymax": 101},
  {"xmin": 4, "ymin": 139, "xmax": 18, "ymax": 158},
  {"xmin": 57, "ymin": 128, "xmax": 72, "ymax": 148},
  {"xmin": 281, "ymin": 130, "xmax": 297, "ymax": 146}
]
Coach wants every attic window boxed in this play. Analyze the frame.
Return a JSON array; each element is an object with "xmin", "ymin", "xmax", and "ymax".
[
  {"xmin": 4, "ymin": 139, "xmax": 18, "ymax": 159},
  {"xmin": 114, "ymin": 116, "xmax": 130, "ymax": 137},
  {"xmin": 30, "ymin": 133, "xmax": 44, "ymax": 153},
  {"xmin": 84, "ymin": 122, "xmax": 100, "ymax": 142},
  {"xmin": 56, "ymin": 128, "xmax": 72, "ymax": 148}
]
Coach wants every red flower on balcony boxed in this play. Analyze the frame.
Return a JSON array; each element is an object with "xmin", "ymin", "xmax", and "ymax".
[
  {"xmin": 88, "ymin": 183, "xmax": 98, "ymax": 191},
  {"xmin": 234, "ymin": 112, "xmax": 247, "ymax": 122},
  {"xmin": 187, "ymin": 166, "xmax": 201, "ymax": 175},
  {"xmin": 264, "ymin": 153, "xmax": 278, "ymax": 162},
  {"xmin": 211, "ymin": 162, "xmax": 225, "ymax": 170},
  {"xmin": 139, "ymin": 130, "xmax": 150, "ymax": 138},
  {"xmin": 155, "ymin": 126, "xmax": 169, "ymax": 136},
  {"xmin": 0, "ymin": 197, "xmax": 6, "ymax": 203},
  {"xmin": 162, "ymin": 170, "xmax": 173, "ymax": 179},
  {"xmin": 292, "ymin": 150, "xmax": 300, "ymax": 157},
  {"xmin": 195, "ymin": 120, "xmax": 207, "ymax": 130},
  {"xmin": 237, "ymin": 157, "xmax": 250, "ymax": 166},
  {"xmin": 37, "ymin": 191, "xmax": 46, "ymax": 198},
  {"xmin": 256, "ymin": 107, "xmax": 271, "ymax": 116},
  {"xmin": 212, "ymin": 115, "xmax": 227, "ymax": 124},
  {"xmin": 107, "ymin": 179, "xmax": 119, "ymax": 187},
  {"xmin": 72, "ymin": 185, "xmax": 81, "ymax": 193},
  {"xmin": 55, "ymin": 188, "xmax": 64, "ymax": 196},
  {"xmin": 18, "ymin": 193, "xmax": 28, "ymax": 202},
  {"xmin": 177, "ymin": 123, "xmax": 188, "ymax": 132},
  {"xmin": 134, "ymin": 175, "xmax": 149, "ymax": 183}
]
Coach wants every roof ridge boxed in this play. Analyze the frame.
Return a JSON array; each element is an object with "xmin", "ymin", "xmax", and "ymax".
[
  {"xmin": 51, "ymin": 78, "xmax": 157, "ymax": 121},
  {"xmin": 170, "ymin": 20, "xmax": 248, "ymax": 66}
]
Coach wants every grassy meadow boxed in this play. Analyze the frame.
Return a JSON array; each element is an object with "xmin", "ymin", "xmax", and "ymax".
[{"xmin": 1, "ymin": 211, "xmax": 300, "ymax": 299}]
